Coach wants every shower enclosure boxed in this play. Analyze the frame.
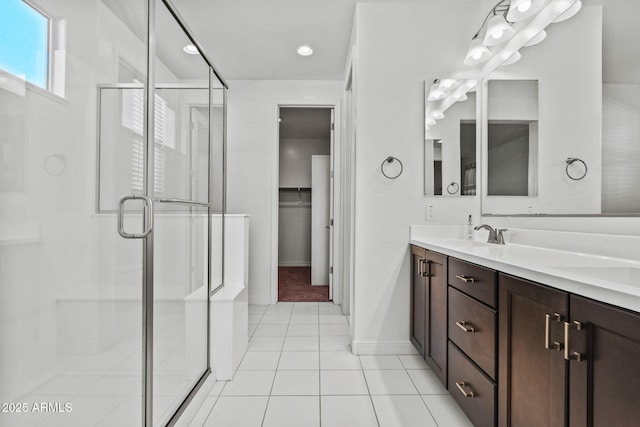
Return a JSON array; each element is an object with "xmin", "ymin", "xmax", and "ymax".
[{"xmin": 0, "ymin": 0, "xmax": 226, "ymax": 425}]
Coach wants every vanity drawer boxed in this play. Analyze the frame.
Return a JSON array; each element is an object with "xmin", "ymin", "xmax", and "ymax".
[
  {"xmin": 448, "ymin": 258, "xmax": 497, "ymax": 308},
  {"xmin": 448, "ymin": 287, "xmax": 496, "ymax": 379},
  {"xmin": 448, "ymin": 341, "xmax": 496, "ymax": 427}
]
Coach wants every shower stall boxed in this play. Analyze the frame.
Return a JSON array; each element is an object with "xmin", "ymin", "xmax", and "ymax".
[{"xmin": 0, "ymin": 0, "xmax": 227, "ymax": 425}]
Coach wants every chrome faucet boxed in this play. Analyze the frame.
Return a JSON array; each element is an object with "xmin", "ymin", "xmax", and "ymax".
[{"xmin": 474, "ymin": 224, "xmax": 508, "ymax": 245}]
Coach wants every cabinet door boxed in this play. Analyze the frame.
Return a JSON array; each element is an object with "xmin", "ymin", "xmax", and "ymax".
[
  {"xmin": 568, "ymin": 296, "xmax": 640, "ymax": 427},
  {"xmin": 499, "ymin": 274, "xmax": 568, "ymax": 427},
  {"xmin": 425, "ymin": 250, "xmax": 447, "ymax": 385},
  {"xmin": 410, "ymin": 246, "xmax": 426, "ymax": 356}
]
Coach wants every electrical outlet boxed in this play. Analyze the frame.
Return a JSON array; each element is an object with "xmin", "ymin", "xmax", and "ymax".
[{"xmin": 426, "ymin": 205, "xmax": 434, "ymax": 221}]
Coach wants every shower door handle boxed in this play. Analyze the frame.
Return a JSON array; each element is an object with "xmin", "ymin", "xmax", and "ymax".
[{"xmin": 117, "ymin": 194, "xmax": 153, "ymax": 239}]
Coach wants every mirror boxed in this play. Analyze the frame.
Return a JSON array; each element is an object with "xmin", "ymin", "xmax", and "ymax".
[
  {"xmin": 486, "ymin": 80, "xmax": 538, "ymax": 197},
  {"xmin": 424, "ymin": 80, "xmax": 477, "ymax": 196},
  {"xmin": 480, "ymin": 1, "xmax": 640, "ymax": 216}
]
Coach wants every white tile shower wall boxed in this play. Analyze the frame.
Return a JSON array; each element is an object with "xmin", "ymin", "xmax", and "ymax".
[{"xmin": 226, "ymin": 80, "xmax": 343, "ymax": 304}]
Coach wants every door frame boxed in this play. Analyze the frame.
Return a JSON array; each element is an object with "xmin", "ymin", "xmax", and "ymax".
[{"xmin": 272, "ymin": 104, "xmax": 340, "ymax": 304}]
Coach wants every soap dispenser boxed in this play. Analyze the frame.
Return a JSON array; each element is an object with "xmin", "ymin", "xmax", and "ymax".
[{"xmin": 467, "ymin": 215, "xmax": 473, "ymax": 239}]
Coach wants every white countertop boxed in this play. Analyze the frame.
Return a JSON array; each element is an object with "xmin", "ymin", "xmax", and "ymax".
[{"xmin": 410, "ymin": 228, "xmax": 640, "ymax": 313}]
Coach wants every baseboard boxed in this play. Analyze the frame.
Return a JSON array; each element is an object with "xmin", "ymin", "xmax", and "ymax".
[
  {"xmin": 278, "ymin": 262, "xmax": 311, "ymax": 267},
  {"xmin": 351, "ymin": 340, "xmax": 420, "ymax": 355}
]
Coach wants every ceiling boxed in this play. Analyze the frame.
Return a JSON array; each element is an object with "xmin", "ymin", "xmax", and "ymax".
[{"xmin": 103, "ymin": 0, "xmax": 639, "ymax": 84}]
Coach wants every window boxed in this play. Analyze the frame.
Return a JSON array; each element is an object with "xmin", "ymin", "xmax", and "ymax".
[{"xmin": 0, "ymin": 0, "xmax": 51, "ymax": 89}]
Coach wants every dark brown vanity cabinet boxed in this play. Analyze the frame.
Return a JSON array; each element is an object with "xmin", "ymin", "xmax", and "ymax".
[
  {"xmin": 410, "ymin": 245, "xmax": 447, "ymax": 384},
  {"xmin": 498, "ymin": 273, "xmax": 569, "ymax": 427},
  {"xmin": 568, "ymin": 295, "xmax": 640, "ymax": 427},
  {"xmin": 499, "ymin": 274, "xmax": 640, "ymax": 427},
  {"xmin": 448, "ymin": 259, "xmax": 498, "ymax": 427}
]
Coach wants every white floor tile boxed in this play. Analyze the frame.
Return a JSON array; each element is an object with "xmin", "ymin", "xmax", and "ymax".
[
  {"xmin": 262, "ymin": 396, "xmax": 320, "ymax": 427},
  {"xmin": 203, "ymin": 396, "xmax": 268, "ymax": 427},
  {"xmin": 421, "ymin": 394, "xmax": 474, "ymax": 427},
  {"xmin": 292, "ymin": 303, "xmax": 319, "ymax": 315},
  {"xmin": 248, "ymin": 323, "xmax": 258, "ymax": 336},
  {"xmin": 208, "ymin": 381, "xmax": 227, "ymax": 396},
  {"xmin": 248, "ymin": 305, "xmax": 268, "ymax": 315},
  {"xmin": 248, "ymin": 336, "xmax": 284, "ymax": 351},
  {"xmin": 43, "ymin": 395, "xmax": 126, "ymax": 427},
  {"xmin": 320, "ymin": 335, "xmax": 351, "ymax": 351},
  {"xmin": 372, "ymin": 395, "xmax": 438, "ymax": 427},
  {"xmin": 320, "ymin": 324, "xmax": 350, "ymax": 336},
  {"xmin": 359, "ymin": 355, "xmax": 403, "ymax": 370},
  {"xmin": 96, "ymin": 395, "xmax": 141, "ymax": 427},
  {"xmin": 271, "ymin": 370, "xmax": 319, "ymax": 395},
  {"xmin": 399, "ymin": 355, "xmax": 430, "ymax": 370},
  {"xmin": 286, "ymin": 323, "xmax": 319, "ymax": 336},
  {"xmin": 364, "ymin": 370, "xmax": 419, "ymax": 395},
  {"xmin": 252, "ymin": 323, "xmax": 289, "ymax": 337},
  {"xmin": 320, "ymin": 370, "xmax": 369, "ymax": 395},
  {"xmin": 32, "ymin": 375, "xmax": 102, "ymax": 396},
  {"xmin": 259, "ymin": 314, "xmax": 291, "ymax": 324},
  {"xmin": 319, "ymin": 315, "xmax": 349, "ymax": 324},
  {"xmin": 238, "ymin": 351, "xmax": 281, "ymax": 371},
  {"xmin": 407, "ymin": 370, "xmax": 448, "ymax": 395},
  {"xmin": 265, "ymin": 303, "xmax": 294, "ymax": 315},
  {"xmin": 248, "ymin": 314, "xmax": 263, "ymax": 323},
  {"xmin": 321, "ymin": 396, "xmax": 378, "ymax": 427},
  {"xmin": 318, "ymin": 303, "xmax": 343, "ymax": 315},
  {"xmin": 83, "ymin": 375, "xmax": 141, "ymax": 395},
  {"xmin": 222, "ymin": 371, "xmax": 275, "ymax": 396},
  {"xmin": 320, "ymin": 351, "xmax": 362, "ymax": 370},
  {"xmin": 289, "ymin": 315, "xmax": 319, "ymax": 324},
  {"xmin": 278, "ymin": 351, "xmax": 319, "ymax": 370},
  {"xmin": 283, "ymin": 336, "xmax": 319, "ymax": 351},
  {"xmin": 188, "ymin": 396, "xmax": 216, "ymax": 427}
]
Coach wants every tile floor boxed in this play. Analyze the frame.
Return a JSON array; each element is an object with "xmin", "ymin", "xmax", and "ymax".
[{"xmin": 189, "ymin": 302, "xmax": 473, "ymax": 427}]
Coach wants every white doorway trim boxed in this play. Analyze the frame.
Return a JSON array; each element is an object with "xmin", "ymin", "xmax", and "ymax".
[{"xmin": 272, "ymin": 104, "xmax": 341, "ymax": 304}]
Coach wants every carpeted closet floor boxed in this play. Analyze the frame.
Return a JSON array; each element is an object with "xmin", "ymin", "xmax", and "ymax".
[{"xmin": 278, "ymin": 266, "xmax": 330, "ymax": 302}]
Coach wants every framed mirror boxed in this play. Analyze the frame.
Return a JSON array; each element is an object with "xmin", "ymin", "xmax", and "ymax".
[
  {"xmin": 480, "ymin": 1, "xmax": 640, "ymax": 216},
  {"xmin": 424, "ymin": 79, "xmax": 477, "ymax": 197}
]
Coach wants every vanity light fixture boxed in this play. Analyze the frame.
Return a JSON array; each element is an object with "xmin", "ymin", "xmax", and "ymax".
[
  {"xmin": 501, "ymin": 50, "xmax": 522, "ymax": 65},
  {"xmin": 297, "ymin": 44, "xmax": 314, "ymax": 56},
  {"xmin": 431, "ymin": 111, "xmax": 445, "ymax": 120},
  {"xmin": 464, "ymin": 37, "xmax": 492, "ymax": 65},
  {"xmin": 524, "ymin": 30, "xmax": 547, "ymax": 46},
  {"xmin": 483, "ymin": 13, "xmax": 515, "ymax": 46},
  {"xmin": 439, "ymin": 79, "xmax": 460, "ymax": 91},
  {"xmin": 507, "ymin": 0, "xmax": 545, "ymax": 22},
  {"xmin": 183, "ymin": 44, "xmax": 200, "ymax": 55},
  {"xmin": 428, "ymin": 82, "xmax": 447, "ymax": 101},
  {"xmin": 552, "ymin": 0, "xmax": 582, "ymax": 23}
]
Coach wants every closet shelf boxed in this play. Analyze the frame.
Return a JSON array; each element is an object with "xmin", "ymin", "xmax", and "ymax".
[{"xmin": 279, "ymin": 187, "xmax": 311, "ymax": 191}]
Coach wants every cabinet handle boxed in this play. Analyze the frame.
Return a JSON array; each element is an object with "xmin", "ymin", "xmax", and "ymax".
[
  {"xmin": 422, "ymin": 260, "xmax": 431, "ymax": 277},
  {"xmin": 544, "ymin": 313, "xmax": 563, "ymax": 351},
  {"xmin": 456, "ymin": 321, "xmax": 475, "ymax": 333},
  {"xmin": 455, "ymin": 381, "xmax": 475, "ymax": 398},
  {"xmin": 417, "ymin": 258, "xmax": 424, "ymax": 276},
  {"xmin": 564, "ymin": 320, "xmax": 586, "ymax": 362},
  {"xmin": 455, "ymin": 274, "xmax": 475, "ymax": 283}
]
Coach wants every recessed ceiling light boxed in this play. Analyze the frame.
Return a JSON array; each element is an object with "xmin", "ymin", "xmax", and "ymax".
[
  {"xmin": 297, "ymin": 45, "xmax": 313, "ymax": 56},
  {"xmin": 183, "ymin": 45, "xmax": 200, "ymax": 55}
]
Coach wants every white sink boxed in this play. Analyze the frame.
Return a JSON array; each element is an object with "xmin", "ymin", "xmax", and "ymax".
[{"xmin": 552, "ymin": 266, "xmax": 640, "ymax": 287}]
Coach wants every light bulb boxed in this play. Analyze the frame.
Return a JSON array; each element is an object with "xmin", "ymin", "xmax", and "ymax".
[
  {"xmin": 492, "ymin": 29, "xmax": 504, "ymax": 39},
  {"xmin": 517, "ymin": 0, "xmax": 531, "ymax": 12},
  {"xmin": 472, "ymin": 51, "xmax": 482, "ymax": 60}
]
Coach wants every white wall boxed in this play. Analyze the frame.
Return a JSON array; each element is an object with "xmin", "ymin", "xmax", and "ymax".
[
  {"xmin": 226, "ymin": 80, "xmax": 342, "ymax": 304},
  {"xmin": 279, "ymin": 137, "xmax": 330, "ymax": 187},
  {"xmin": 349, "ymin": 1, "xmax": 485, "ymax": 354}
]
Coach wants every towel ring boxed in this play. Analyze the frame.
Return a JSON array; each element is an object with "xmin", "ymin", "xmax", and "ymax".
[
  {"xmin": 447, "ymin": 182, "xmax": 459, "ymax": 195},
  {"xmin": 565, "ymin": 158, "xmax": 587, "ymax": 181},
  {"xmin": 381, "ymin": 156, "xmax": 403, "ymax": 179}
]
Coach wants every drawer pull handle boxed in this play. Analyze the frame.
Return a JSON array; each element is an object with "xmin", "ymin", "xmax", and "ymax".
[
  {"xmin": 455, "ymin": 381, "xmax": 475, "ymax": 398},
  {"xmin": 564, "ymin": 320, "xmax": 586, "ymax": 362},
  {"xmin": 455, "ymin": 274, "xmax": 475, "ymax": 283},
  {"xmin": 456, "ymin": 321, "xmax": 475, "ymax": 333},
  {"xmin": 544, "ymin": 313, "xmax": 563, "ymax": 351}
]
